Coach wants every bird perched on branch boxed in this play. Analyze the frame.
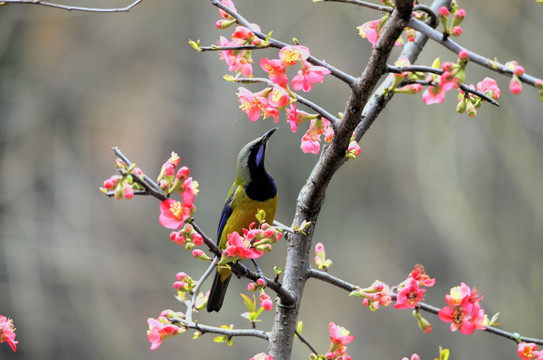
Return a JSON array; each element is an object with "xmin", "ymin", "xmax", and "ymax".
[{"xmin": 207, "ymin": 128, "xmax": 278, "ymax": 312}]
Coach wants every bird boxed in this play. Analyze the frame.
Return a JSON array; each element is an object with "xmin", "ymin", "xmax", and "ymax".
[{"xmin": 207, "ymin": 128, "xmax": 279, "ymax": 312}]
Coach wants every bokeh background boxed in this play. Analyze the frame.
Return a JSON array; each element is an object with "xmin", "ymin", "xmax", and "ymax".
[{"xmin": 1, "ymin": 0, "xmax": 542, "ymax": 359}]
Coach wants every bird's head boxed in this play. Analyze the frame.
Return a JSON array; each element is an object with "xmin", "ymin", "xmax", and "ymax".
[{"xmin": 236, "ymin": 128, "xmax": 277, "ymax": 183}]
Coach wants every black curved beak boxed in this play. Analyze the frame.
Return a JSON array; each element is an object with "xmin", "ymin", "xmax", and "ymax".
[{"xmin": 261, "ymin": 127, "xmax": 278, "ymax": 144}]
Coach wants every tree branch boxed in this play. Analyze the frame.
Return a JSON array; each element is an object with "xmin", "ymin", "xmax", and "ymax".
[
  {"xmin": 266, "ymin": 1, "xmax": 414, "ymax": 358},
  {"xmin": 174, "ymin": 316, "xmax": 270, "ymax": 340},
  {"xmin": 1, "ymin": 0, "xmax": 143, "ymax": 12},
  {"xmin": 407, "ymin": 17, "xmax": 542, "ymax": 87},
  {"xmin": 309, "ymin": 267, "xmax": 543, "ymax": 347}
]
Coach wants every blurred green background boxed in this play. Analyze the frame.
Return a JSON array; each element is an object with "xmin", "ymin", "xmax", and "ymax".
[{"xmin": 1, "ymin": 0, "xmax": 542, "ymax": 359}]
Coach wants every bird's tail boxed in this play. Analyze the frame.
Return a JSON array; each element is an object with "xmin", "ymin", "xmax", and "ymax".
[{"xmin": 207, "ymin": 271, "xmax": 232, "ymax": 312}]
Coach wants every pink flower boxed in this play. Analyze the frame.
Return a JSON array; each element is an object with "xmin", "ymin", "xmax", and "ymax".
[
  {"xmin": 232, "ymin": 25, "xmax": 257, "ymax": 42},
  {"xmin": 260, "ymin": 58, "xmax": 288, "ymax": 87},
  {"xmin": 279, "ymin": 45, "xmax": 310, "ymax": 66},
  {"xmin": 191, "ymin": 231, "xmax": 203, "ymax": 246},
  {"xmin": 291, "ymin": 60, "xmax": 331, "ymax": 92},
  {"xmin": 300, "ymin": 118, "xmax": 333, "ymax": 154},
  {"xmin": 159, "ymin": 199, "xmax": 193, "ymax": 229},
  {"xmin": 422, "ymin": 79, "xmax": 446, "ymax": 105},
  {"xmin": 357, "ymin": 19, "xmax": 381, "ymax": 48},
  {"xmin": 257, "ymin": 86, "xmax": 290, "ymax": 123},
  {"xmin": 250, "ymin": 353, "xmax": 273, "ymax": 360},
  {"xmin": 360, "ymin": 280, "xmax": 392, "ymax": 310},
  {"xmin": 180, "ymin": 178, "xmax": 198, "ymax": 205},
  {"xmin": 170, "ymin": 230, "xmax": 186, "ymax": 245},
  {"xmin": 237, "ymin": 87, "xmax": 267, "ymax": 121},
  {"xmin": 147, "ymin": 317, "xmax": 179, "ymax": 350},
  {"xmin": 394, "ymin": 278, "xmax": 426, "ymax": 309},
  {"xmin": 357, "ymin": 17, "xmax": 401, "ymax": 48},
  {"xmin": 346, "ymin": 139, "xmax": 361, "ymax": 159},
  {"xmin": 402, "ymin": 355, "xmax": 421, "ymax": 360},
  {"xmin": 286, "ymin": 103, "xmax": 312, "ymax": 132},
  {"xmin": 0, "ymin": 315, "xmax": 17, "ymax": 352},
  {"xmin": 518, "ymin": 343, "xmax": 538, "ymax": 360},
  {"xmin": 267, "ymin": 85, "xmax": 290, "ymax": 108},
  {"xmin": 510, "ymin": 76, "xmax": 522, "ymax": 95},
  {"xmin": 259, "ymin": 293, "xmax": 273, "ymax": 311},
  {"xmin": 217, "ymin": 0, "xmax": 236, "ymax": 19},
  {"xmin": 221, "ymin": 231, "xmax": 264, "ymax": 262},
  {"xmin": 329, "ymin": 322, "xmax": 355, "ymax": 346},
  {"xmin": 476, "ymin": 77, "xmax": 501, "ymax": 100},
  {"xmin": 301, "ymin": 133, "xmax": 321, "ymax": 154},
  {"xmin": 218, "ymin": 36, "xmax": 252, "ymax": 77},
  {"xmin": 438, "ymin": 283, "xmax": 486, "ymax": 335},
  {"xmin": 438, "ymin": 305, "xmax": 476, "ymax": 334},
  {"xmin": 327, "ymin": 323, "xmax": 355, "ymax": 359},
  {"xmin": 408, "ymin": 264, "xmax": 435, "ymax": 287},
  {"xmin": 395, "ymin": 83, "xmax": 422, "ymax": 94}
]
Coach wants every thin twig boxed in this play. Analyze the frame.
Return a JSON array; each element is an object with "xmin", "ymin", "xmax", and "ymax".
[
  {"xmin": 112, "ymin": 147, "xmax": 165, "ymax": 197},
  {"xmin": 295, "ymin": 330, "xmax": 319, "ymax": 355},
  {"xmin": 186, "ymin": 257, "xmax": 219, "ymax": 323},
  {"xmin": 191, "ymin": 221, "xmax": 221, "ymax": 257},
  {"xmin": 172, "ymin": 315, "xmax": 270, "ymax": 340},
  {"xmin": 308, "ymin": 268, "xmax": 356, "ymax": 292},
  {"xmin": 272, "ymin": 220, "xmax": 295, "ymax": 234},
  {"xmin": 317, "ymin": 0, "xmax": 392, "ymax": 13},
  {"xmin": 198, "ymin": 44, "xmax": 270, "ymax": 52},
  {"xmin": 1, "ymin": 0, "xmax": 143, "ymax": 12}
]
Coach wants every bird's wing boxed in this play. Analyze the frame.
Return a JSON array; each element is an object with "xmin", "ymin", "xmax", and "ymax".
[{"xmin": 217, "ymin": 184, "xmax": 237, "ymax": 246}]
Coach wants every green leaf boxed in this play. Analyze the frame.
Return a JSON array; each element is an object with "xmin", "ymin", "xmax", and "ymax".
[
  {"xmin": 240, "ymin": 293, "xmax": 256, "ymax": 312},
  {"xmin": 438, "ymin": 347, "xmax": 450, "ymax": 360},
  {"xmin": 297, "ymin": 321, "xmax": 304, "ymax": 334},
  {"xmin": 188, "ymin": 39, "xmax": 201, "ymax": 52},
  {"xmin": 431, "ymin": 57, "xmax": 441, "ymax": 69},
  {"xmin": 488, "ymin": 312, "xmax": 500, "ymax": 326}
]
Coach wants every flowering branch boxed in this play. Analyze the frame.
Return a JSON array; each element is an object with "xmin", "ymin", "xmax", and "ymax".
[
  {"xmin": 0, "ymin": 0, "xmax": 143, "ymax": 12},
  {"xmin": 210, "ymin": 0, "xmax": 356, "ymax": 86},
  {"xmin": 387, "ymin": 64, "xmax": 500, "ymax": 106},
  {"xmin": 198, "ymin": 44, "xmax": 269, "ymax": 52},
  {"xmin": 408, "ymin": 17, "xmax": 541, "ymax": 88},
  {"xmin": 229, "ymin": 76, "xmax": 340, "ymax": 125},
  {"xmin": 104, "ymin": 148, "xmax": 296, "ymax": 308},
  {"xmin": 310, "ymin": 267, "xmax": 543, "ymax": 348},
  {"xmin": 354, "ymin": 0, "xmax": 451, "ymax": 141}
]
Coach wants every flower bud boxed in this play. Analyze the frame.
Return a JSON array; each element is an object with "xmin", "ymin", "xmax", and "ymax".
[
  {"xmin": 451, "ymin": 26, "xmax": 462, "ymax": 37},
  {"xmin": 510, "ymin": 76, "xmax": 522, "ymax": 95},
  {"xmin": 458, "ymin": 49, "xmax": 469, "ymax": 62}
]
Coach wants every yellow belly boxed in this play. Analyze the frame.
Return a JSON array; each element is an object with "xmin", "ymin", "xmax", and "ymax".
[{"xmin": 219, "ymin": 186, "xmax": 278, "ymax": 248}]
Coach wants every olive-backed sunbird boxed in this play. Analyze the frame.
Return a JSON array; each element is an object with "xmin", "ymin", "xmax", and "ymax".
[{"xmin": 207, "ymin": 128, "xmax": 278, "ymax": 312}]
